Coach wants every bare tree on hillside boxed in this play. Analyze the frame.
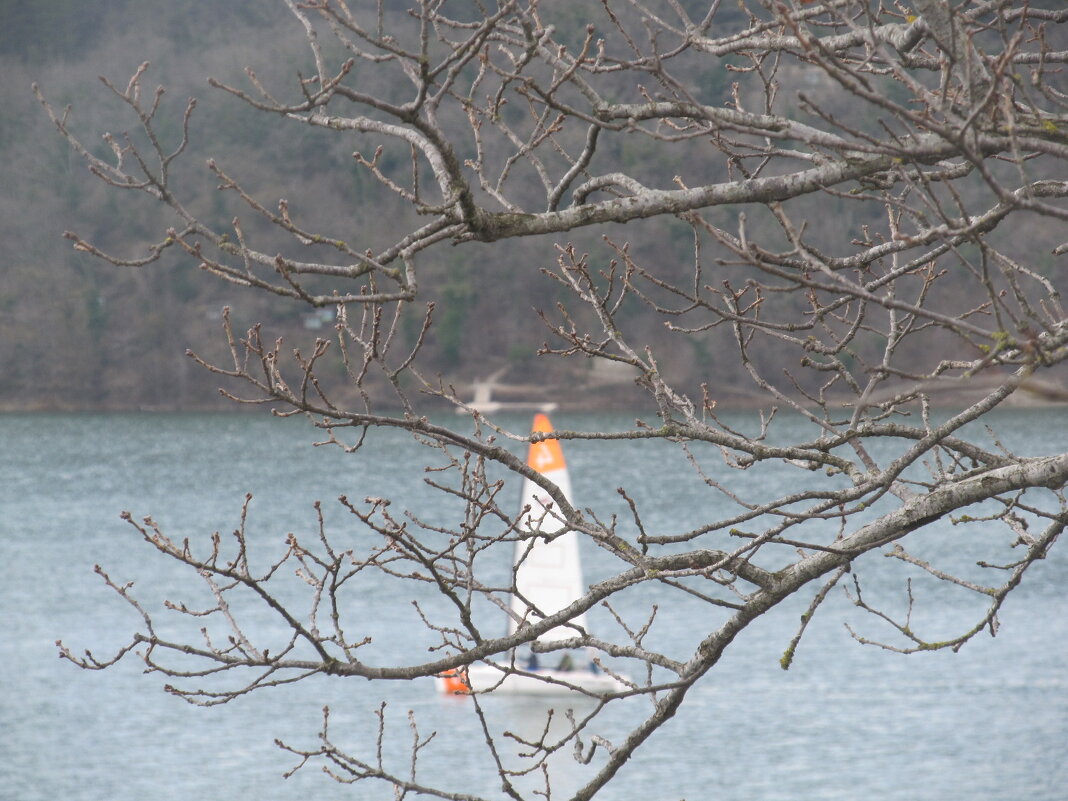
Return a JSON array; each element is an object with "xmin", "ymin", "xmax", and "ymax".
[{"xmin": 38, "ymin": 1, "xmax": 1068, "ymax": 799}]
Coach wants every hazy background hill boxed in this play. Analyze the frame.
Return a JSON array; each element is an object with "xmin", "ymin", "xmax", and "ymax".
[
  {"xmin": 3, "ymin": 2, "xmax": 1065, "ymax": 411},
  {"xmin": 3, "ymin": 1, "xmax": 654, "ymax": 410}
]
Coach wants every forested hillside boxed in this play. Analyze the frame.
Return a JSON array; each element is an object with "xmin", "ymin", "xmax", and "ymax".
[{"xmin": 4, "ymin": 1, "xmax": 1065, "ymax": 410}]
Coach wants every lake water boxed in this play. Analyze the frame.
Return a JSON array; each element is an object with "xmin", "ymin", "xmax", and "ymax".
[{"xmin": 2, "ymin": 410, "xmax": 1066, "ymax": 800}]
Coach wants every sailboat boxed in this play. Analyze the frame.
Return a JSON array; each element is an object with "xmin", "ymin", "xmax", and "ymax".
[{"xmin": 437, "ymin": 414, "xmax": 626, "ymax": 696}]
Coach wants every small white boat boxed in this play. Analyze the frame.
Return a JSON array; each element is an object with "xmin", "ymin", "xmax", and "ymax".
[{"xmin": 437, "ymin": 414, "xmax": 626, "ymax": 696}]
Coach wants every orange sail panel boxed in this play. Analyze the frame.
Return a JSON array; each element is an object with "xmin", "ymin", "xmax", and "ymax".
[{"xmin": 527, "ymin": 412, "xmax": 566, "ymax": 473}]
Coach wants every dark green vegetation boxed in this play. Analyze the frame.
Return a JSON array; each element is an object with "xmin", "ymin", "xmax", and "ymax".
[
  {"xmin": 7, "ymin": 0, "xmax": 625, "ymax": 410},
  {"xmin": 4, "ymin": 1, "xmax": 1065, "ymax": 410}
]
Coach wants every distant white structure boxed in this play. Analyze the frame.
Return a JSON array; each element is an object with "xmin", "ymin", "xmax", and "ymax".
[{"xmin": 458, "ymin": 367, "xmax": 558, "ymax": 414}]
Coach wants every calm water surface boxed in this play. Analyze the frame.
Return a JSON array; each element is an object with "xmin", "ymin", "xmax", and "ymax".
[{"xmin": 2, "ymin": 410, "xmax": 1066, "ymax": 800}]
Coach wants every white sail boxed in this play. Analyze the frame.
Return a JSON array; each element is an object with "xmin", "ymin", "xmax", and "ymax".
[{"xmin": 509, "ymin": 413, "xmax": 587, "ymax": 644}]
